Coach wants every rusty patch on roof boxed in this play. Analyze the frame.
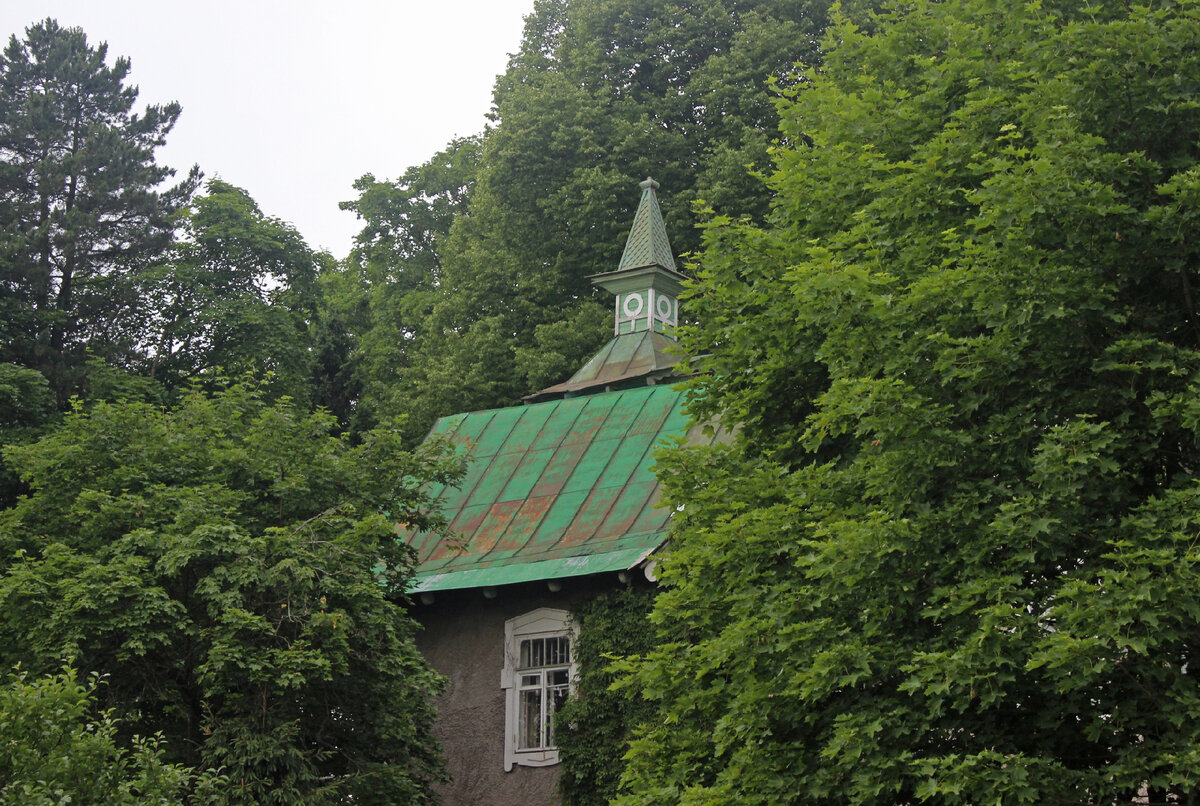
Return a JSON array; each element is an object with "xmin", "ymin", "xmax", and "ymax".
[{"xmin": 402, "ymin": 385, "xmax": 724, "ymax": 592}]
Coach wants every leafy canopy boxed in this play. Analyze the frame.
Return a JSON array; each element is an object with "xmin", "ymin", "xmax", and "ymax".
[
  {"xmin": 0, "ymin": 667, "xmax": 223, "ymax": 805},
  {"xmin": 135, "ymin": 179, "xmax": 325, "ymax": 404},
  {"xmin": 0, "ymin": 384, "xmax": 464, "ymax": 804},
  {"xmin": 618, "ymin": 1, "xmax": 1200, "ymax": 803},
  {"xmin": 338, "ymin": 0, "xmax": 873, "ymax": 442}
]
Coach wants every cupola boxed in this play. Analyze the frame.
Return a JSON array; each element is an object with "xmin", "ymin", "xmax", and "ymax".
[
  {"xmin": 523, "ymin": 178, "xmax": 686, "ymax": 403},
  {"xmin": 593, "ymin": 178, "xmax": 686, "ymax": 336}
]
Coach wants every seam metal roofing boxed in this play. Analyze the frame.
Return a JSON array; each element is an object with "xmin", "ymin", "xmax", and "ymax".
[
  {"xmin": 404, "ymin": 384, "xmax": 719, "ymax": 593},
  {"xmin": 523, "ymin": 330, "xmax": 681, "ymax": 402}
]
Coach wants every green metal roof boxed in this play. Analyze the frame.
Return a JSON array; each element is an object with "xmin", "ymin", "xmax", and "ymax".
[
  {"xmin": 405, "ymin": 384, "xmax": 719, "ymax": 593},
  {"xmin": 523, "ymin": 330, "xmax": 681, "ymax": 402},
  {"xmin": 617, "ymin": 178, "xmax": 677, "ymax": 272}
]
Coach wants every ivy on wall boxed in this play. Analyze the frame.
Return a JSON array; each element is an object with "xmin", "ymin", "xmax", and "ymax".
[{"xmin": 557, "ymin": 585, "xmax": 658, "ymax": 806}]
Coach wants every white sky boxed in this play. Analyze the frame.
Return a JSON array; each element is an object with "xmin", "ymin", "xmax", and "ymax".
[{"xmin": 0, "ymin": 1, "xmax": 536, "ymax": 258}]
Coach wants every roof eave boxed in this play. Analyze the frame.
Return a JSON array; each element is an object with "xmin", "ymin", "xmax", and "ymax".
[{"xmin": 409, "ymin": 544, "xmax": 663, "ymax": 594}]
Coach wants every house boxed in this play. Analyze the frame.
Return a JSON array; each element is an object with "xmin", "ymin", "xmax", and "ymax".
[{"xmin": 405, "ymin": 179, "xmax": 723, "ymax": 805}]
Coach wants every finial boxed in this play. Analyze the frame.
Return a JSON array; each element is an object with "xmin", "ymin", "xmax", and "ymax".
[{"xmin": 639, "ymin": 177, "xmax": 659, "ymax": 190}]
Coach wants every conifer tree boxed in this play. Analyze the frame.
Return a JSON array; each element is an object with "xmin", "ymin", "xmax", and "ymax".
[{"xmin": 0, "ymin": 19, "xmax": 199, "ymax": 401}]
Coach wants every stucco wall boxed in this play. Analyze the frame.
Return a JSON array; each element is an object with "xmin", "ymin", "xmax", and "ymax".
[{"xmin": 414, "ymin": 577, "xmax": 616, "ymax": 806}]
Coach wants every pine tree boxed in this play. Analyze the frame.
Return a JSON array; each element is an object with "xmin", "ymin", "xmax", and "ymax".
[{"xmin": 0, "ymin": 19, "xmax": 199, "ymax": 401}]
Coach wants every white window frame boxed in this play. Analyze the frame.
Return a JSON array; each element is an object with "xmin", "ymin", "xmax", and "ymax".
[{"xmin": 501, "ymin": 607, "xmax": 577, "ymax": 771}]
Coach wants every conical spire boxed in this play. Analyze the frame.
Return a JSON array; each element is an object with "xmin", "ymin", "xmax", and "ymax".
[
  {"xmin": 617, "ymin": 178, "xmax": 677, "ymax": 272},
  {"xmin": 591, "ymin": 178, "xmax": 686, "ymax": 338}
]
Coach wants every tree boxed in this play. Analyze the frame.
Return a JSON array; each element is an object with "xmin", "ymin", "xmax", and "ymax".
[
  {"xmin": 0, "ymin": 19, "xmax": 199, "ymax": 402},
  {"xmin": 343, "ymin": 0, "xmax": 873, "ymax": 442},
  {"xmin": 0, "ymin": 667, "xmax": 223, "ymax": 804},
  {"xmin": 135, "ymin": 180, "xmax": 322, "ymax": 404},
  {"xmin": 335, "ymin": 136, "xmax": 482, "ymax": 435},
  {"xmin": 617, "ymin": 1, "xmax": 1200, "ymax": 803},
  {"xmin": 0, "ymin": 363, "xmax": 54, "ymax": 507},
  {"xmin": 0, "ymin": 383, "xmax": 464, "ymax": 803}
]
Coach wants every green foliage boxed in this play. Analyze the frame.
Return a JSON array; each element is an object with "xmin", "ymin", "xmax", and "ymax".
[
  {"xmin": 0, "ymin": 19, "xmax": 200, "ymax": 403},
  {"xmin": 0, "ymin": 363, "xmax": 55, "ymax": 507},
  {"xmin": 335, "ymin": 137, "xmax": 483, "ymax": 437},
  {"xmin": 0, "ymin": 383, "xmax": 465, "ymax": 803},
  {"xmin": 617, "ymin": 1, "xmax": 1200, "ymax": 803},
  {"xmin": 83, "ymin": 354, "xmax": 170, "ymax": 407},
  {"xmin": 556, "ymin": 586, "xmax": 658, "ymax": 806},
  {"xmin": 135, "ymin": 180, "xmax": 323, "ymax": 404},
  {"xmin": 0, "ymin": 666, "xmax": 223, "ymax": 804},
  {"xmin": 0, "ymin": 24, "xmax": 324, "ymax": 414},
  {"xmin": 341, "ymin": 0, "xmax": 867, "ymax": 442}
]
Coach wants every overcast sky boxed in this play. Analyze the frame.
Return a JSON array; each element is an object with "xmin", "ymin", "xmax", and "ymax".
[{"xmin": 0, "ymin": 1, "xmax": 536, "ymax": 258}]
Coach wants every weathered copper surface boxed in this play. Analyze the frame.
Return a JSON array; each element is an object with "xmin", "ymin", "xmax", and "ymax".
[
  {"xmin": 523, "ymin": 330, "xmax": 681, "ymax": 402},
  {"xmin": 617, "ymin": 178, "xmax": 677, "ymax": 272},
  {"xmin": 405, "ymin": 384, "xmax": 720, "ymax": 592}
]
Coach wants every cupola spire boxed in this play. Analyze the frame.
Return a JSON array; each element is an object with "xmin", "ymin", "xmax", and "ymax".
[
  {"xmin": 524, "ymin": 177, "xmax": 686, "ymax": 402},
  {"xmin": 592, "ymin": 177, "xmax": 685, "ymax": 336},
  {"xmin": 617, "ymin": 178, "xmax": 677, "ymax": 273}
]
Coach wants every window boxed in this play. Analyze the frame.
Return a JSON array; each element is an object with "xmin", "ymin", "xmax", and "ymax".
[
  {"xmin": 502, "ymin": 608, "xmax": 575, "ymax": 770},
  {"xmin": 517, "ymin": 635, "xmax": 570, "ymax": 752}
]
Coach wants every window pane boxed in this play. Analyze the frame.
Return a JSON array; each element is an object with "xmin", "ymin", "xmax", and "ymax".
[
  {"xmin": 519, "ymin": 689, "xmax": 542, "ymax": 749},
  {"xmin": 549, "ymin": 668, "xmax": 569, "ymax": 686},
  {"xmin": 521, "ymin": 673, "xmax": 541, "ymax": 687},
  {"xmin": 547, "ymin": 683, "xmax": 569, "ymax": 748},
  {"xmin": 518, "ymin": 636, "xmax": 571, "ymax": 670}
]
